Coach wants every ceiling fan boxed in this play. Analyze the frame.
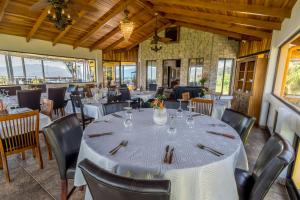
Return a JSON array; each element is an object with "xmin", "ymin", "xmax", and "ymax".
[
  {"xmin": 150, "ymin": 13, "xmax": 171, "ymax": 52},
  {"xmin": 30, "ymin": 0, "xmax": 98, "ymax": 30}
]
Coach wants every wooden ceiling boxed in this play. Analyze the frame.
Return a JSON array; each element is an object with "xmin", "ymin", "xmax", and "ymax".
[{"xmin": 0, "ymin": 0, "xmax": 297, "ymax": 52}]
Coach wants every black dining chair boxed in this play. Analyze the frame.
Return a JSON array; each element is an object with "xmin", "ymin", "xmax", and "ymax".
[
  {"xmin": 0, "ymin": 85, "xmax": 22, "ymax": 96},
  {"xmin": 103, "ymin": 102, "xmax": 127, "ymax": 115},
  {"xmin": 17, "ymin": 89, "xmax": 42, "ymax": 110},
  {"xmin": 149, "ymin": 83, "xmax": 157, "ymax": 91},
  {"xmin": 48, "ymin": 87, "xmax": 67, "ymax": 116},
  {"xmin": 28, "ymin": 84, "xmax": 47, "ymax": 93},
  {"xmin": 164, "ymin": 100, "xmax": 188, "ymax": 110},
  {"xmin": 155, "ymin": 87, "xmax": 164, "ymax": 97},
  {"xmin": 119, "ymin": 88, "xmax": 131, "ymax": 101},
  {"xmin": 221, "ymin": 108, "xmax": 256, "ymax": 144},
  {"xmin": 67, "ymin": 84, "xmax": 78, "ymax": 93},
  {"xmin": 78, "ymin": 159, "xmax": 171, "ymax": 200},
  {"xmin": 70, "ymin": 94, "xmax": 94, "ymax": 130},
  {"xmin": 107, "ymin": 95, "xmax": 122, "ymax": 103},
  {"xmin": 43, "ymin": 114, "xmax": 83, "ymax": 200},
  {"xmin": 235, "ymin": 133, "xmax": 294, "ymax": 200}
]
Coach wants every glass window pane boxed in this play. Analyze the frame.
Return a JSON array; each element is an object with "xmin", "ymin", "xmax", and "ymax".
[
  {"xmin": 147, "ymin": 61, "xmax": 156, "ymax": 87},
  {"xmin": 0, "ymin": 54, "xmax": 8, "ymax": 85},
  {"xmin": 189, "ymin": 58, "xmax": 203, "ymax": 86},
  {"xmin": 44, "ymin": 60, "xmax": 73, "ymax": 83},
  {"xmin": 216, "ymin": 59, "xmax": 225, "ymax": 94},
  {"xmin": 11, "ymin": 56, "xmax": 24, "ymax": 78},
  {"xmin": 222, "ymin": 59, "xmax": 233, "ymax": 95},
  {"xmin": 24, "ymin": 58, "xmax": 43, "ymax": 79}
]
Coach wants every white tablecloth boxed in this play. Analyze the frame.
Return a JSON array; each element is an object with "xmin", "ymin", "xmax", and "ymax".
[
  {"xmin": 65, "ymin": 98, "xmax": 107, "ymax": 119},
  {"xmin": 130, "ymin": 91, "xmax": 156, "ymax": 102},
  {"xmin": 74, "ymin": 109, "xmax": 247, "ymax": 200}
]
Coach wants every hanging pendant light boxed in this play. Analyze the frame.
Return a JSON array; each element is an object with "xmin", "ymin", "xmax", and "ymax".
[{"xmin": 120, "ymin": 8, "xmax": 134, "ymax": 41}]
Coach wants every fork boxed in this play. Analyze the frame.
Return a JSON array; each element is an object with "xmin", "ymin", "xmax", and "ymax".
[
  {"xmin": 109, "ymin": 140, "xmax": 128, "ymax": 155},
  {"xmin": 197, "ymin": 144, "xmax": 224, "ymax": 157}
]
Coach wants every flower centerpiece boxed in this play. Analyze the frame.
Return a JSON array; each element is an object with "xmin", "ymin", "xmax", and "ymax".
[
  {"xmin": 199, "ymin": 73, "xmax": 209, "ymax": 97},
  {"xmin": 151, "ymin": 95, "xmax": 168, "ymax": 125}
]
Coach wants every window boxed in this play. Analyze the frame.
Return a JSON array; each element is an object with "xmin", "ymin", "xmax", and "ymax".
[
  {"xmin": 121, "ymin": 62, "xmax": 136, "ymax": 89},
  {"xmin": 0, "ymin": 54, "xmax": 8, "ymax": 85},
  {"xmin": 0, "ymin": 50, "xmax": 95, "ymax": 85},
  {"xmin": 215, "ymin": 58, "xmax": 234, "ymax": 95},
  {"xmin": 188, "ymin": 58, "xmax": 203, "ymax": 86},
  {"xmin": 146, "ymin": 60, "xmax": 157, "ymax": 88},
  {"xmin": 274, "ymin": 33, "xmax": 300, "ymax": 110}
]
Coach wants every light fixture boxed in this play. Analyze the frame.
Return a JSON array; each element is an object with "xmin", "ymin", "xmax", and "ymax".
[
  {"xmin": 120, "ymin": 8, "xmax": 134, "ymax": 41},
  {"xmin": 150, "ymin": 13, "xmax": 162, "ymax": 52},
  {"xmin": 47, "ymin": 1, "xmax": 72, "ymax": 31}
]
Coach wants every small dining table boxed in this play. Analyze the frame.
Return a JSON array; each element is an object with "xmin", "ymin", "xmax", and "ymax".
[{"xmin": 74, "ymin": 108, "xmax": 248, "ymax": 200}]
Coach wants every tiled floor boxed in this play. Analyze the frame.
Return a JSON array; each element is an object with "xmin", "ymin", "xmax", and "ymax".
[{"xmin": 0, "ymin": 127, "xmax": 290, "ymax": 200}]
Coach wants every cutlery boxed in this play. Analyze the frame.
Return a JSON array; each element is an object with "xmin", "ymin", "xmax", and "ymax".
[
  {"xmin": 168, "ymin": 148, "xmax": 174, "ymax": 164},
  {"xmin": 87, "ymin": 132, "xmax": 113, "ymax": 138},
  {"xmin": 111, "ymin": 113, "xmax": 123, "ymax": 118},
  {"xmin": 109, "ymin": 140, "xmax": 128, "ymax": 155},
  {"xmin": 192, "ymin": 113, "xmax": 204, "ymax": 117},
  {"xmin": 163, "ymin": 145, "xmax": 170, "ymax": 163},
  {"xmin": 208, "ymin": 124, "xmax": 226, "ymax": 127},
  {"xmin": 197, "ymin": 144, "xmax": 224, "ymax": 157},
  {"xmin": 93, "ymin": 119, "xmax": 109, "ymax": 123},
  {"xmin": 206, "ymin": 131, "xmax": 235, "ymax": 139}
]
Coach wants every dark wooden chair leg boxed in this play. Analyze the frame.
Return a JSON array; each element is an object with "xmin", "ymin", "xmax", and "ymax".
[
  {"xmin": 43, "ymin": 133, "xmax": 53, "ymax": 160},
  {"xmin": 36, "ymin": 146, "xmax": 43, "ymax": 169},
  {"xmin": 61, "ymin": 179, "xmax": 68, "ymax": 200},
  {"xmin": 1, "ymin": 153, "xmax": 10, "ymax": 182}
]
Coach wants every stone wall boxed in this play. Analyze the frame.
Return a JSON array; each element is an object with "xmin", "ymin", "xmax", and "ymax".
[{"xmin": 138, "ymin": 27, "xmax": 239, "ymax": 91}]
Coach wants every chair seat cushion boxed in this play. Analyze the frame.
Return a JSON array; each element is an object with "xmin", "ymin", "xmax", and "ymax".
[{"xmin": 235, "ymin": 168, "xmax": 255, "ymax": 200}]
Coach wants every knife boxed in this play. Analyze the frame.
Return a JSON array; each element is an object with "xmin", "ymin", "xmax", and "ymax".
[{"xmin": 206, "ymin": 131, "xmax": 235, "ymax": 139}]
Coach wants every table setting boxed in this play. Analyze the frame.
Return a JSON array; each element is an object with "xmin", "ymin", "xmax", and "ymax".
[
  {"xmin": 130, "ymin": 90, "xmax": 156, "ymax": 102},
  {"xmin": 74, "ymin": 99, "xmax": 248, "ymax": 200}
]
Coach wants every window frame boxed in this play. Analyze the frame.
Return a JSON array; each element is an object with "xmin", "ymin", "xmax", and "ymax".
[
  {"xmin": 146, "ymin": 60, "xmax": 157, "ymax": 89},
  {"xmin": 188, "ymin": 58, "xmax": 204, "ymax": 86},
  {"xmin": 216, "ymin": 58, "xmax": 235, "ymax": 96}
]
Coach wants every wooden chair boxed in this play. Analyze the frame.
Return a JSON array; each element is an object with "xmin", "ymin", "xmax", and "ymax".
[
  {"xmin": 191, "ymin": 98, "xmax": 214, "ymax": 116},
  {"xmin": 182, "ymin": 92, "xmax": 190, "ymax": 101},
  {"xmin": 0, "ymin": 110, "xmax": 43, "ymax": 182},
  {"xmin": 40, "ymin": 99, "xmax": 54, "ymax": 160}
]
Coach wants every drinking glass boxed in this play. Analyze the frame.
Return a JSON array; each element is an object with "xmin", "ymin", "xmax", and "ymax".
[
  {"xmin": 167, "ymin": 113, "xmax": 177, "ymax": 135},
  {"xmin": 123, "ymin": 111, "xmax": 133, "ymax": 128},
  {"xmin": 176, "ymin": 99, "xmax": 184, "ymax": 118},
  {"xmin": 186, "ymin": 101, "xmax": 195, "ymax": 129}
]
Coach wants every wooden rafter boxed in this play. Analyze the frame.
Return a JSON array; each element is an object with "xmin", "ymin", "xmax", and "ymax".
[
  {"xmin": 73, "ymin": 0, "xmax": 135, "ymax": 49},
  {"xmin": 104, "ymin": 17, "xmax": 157, "ymax": 52},
  {"xmin": 165, "ymin": 14, "xmax": 272, "ymax": 38},
  {"xmin": 26, "ymin": 6, "xmax": 51, "ymax": 42},
  {"xmin": 150, "ymin": 0, "xmax": 291, "ymax": 19},
  {"xmin": 90, "ymin": 10, "xmax": 145, "ymax": 51},
  {"xmin": 155, "ymin": 6, "xmax": 281, "ymax": 30},
  {"xmin": 175, "ymin": 22, "xmax": 242, "ymax": 40},
  {"xmin": 127, "ymin": 22, "xmax": 172, "ymax": 50},
  {"xmin": 52, "ymin": 0, "xmax": 97, "ymax": 46},
  {"xmin": 0, "ymin": 0, "xmax": 10, "ymax": 22}
]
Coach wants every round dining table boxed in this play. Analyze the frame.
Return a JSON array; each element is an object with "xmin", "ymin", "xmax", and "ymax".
[{"xmin": 74, "ymin": 108, "xmax": 248, "ymax": 200}]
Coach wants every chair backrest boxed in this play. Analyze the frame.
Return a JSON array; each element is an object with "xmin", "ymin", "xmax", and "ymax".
[
  {"xmin": 43, "ymin": 114, "xmax": 83, "ymax": 179},
  {"xmin": 164, "ymin": 100, "xmax": 188, "ymax": 110},
  {"xmin": 48, "ymin": 87, "xmax": 66, "ymax": 110},
  {"xmin": 182, "ymin": 92, "xmax": 190, "ymax": 101},
  {"xmin": 28, "ymin": 84, "xmax": 46, "ymax": 93},
  {"xmin": 0, "ymin": 85, "xmax": 22, "ymax": 96},
  {"xmin": 149, "ymin": 84, "xmax": 157, "ymax": 91},
  {"xmin": 155, "ymin": 87, "xmax": 164, "ymax": 97},
  {"xmin": 0, "ymin": 110, "xmax": 40, "ymax": 154},
  {"xmin": 41, "ymin": 99, "xmax": 53, "ymax": 120},
  {"xmin": 79, "ymin": 159, "xmax": 171, "ymax": 200},
  {"xmin": 70, "ymin": 95, "xmax": 86, "ymax": 121},
  {"xmin": 17, "ymin": 89, "xmax": 42, "ymax": 110},
  {"xmin": 107, "ymin": 95, "xmax": 122, "ymax": 103},
  {"xmin": 249, "ymin": 133, "xmax": 294, "ymax": 200},
  {"xmin": 221, "ymin": 108, "xmax": 255, "ymax": 143},
  {"xmin": 103, "ymin": 102, "xmax": 127, "ymax": 115},
  {"xmin": 119, "ymin": 88, "xmax": 131, "ymax": 101},
  {"xmin": 191, "ymin": 98, "xmax": 213, "ymax": 116},
  {"xmin": 83, "ymin": 86, "xmax": 93, "ymax": 98},
  {"xmin": 67, "ymin": 84, "xmax": 78, "ymax": 93}
]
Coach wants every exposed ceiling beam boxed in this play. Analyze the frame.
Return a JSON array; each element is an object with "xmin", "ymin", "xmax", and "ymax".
[
  {"xmin": 104, "ymin": 17, "xmax": 157, "ymax": 52},
  {"xmin": 137, "ymin": 0, "xmax": 171, "ymax": 24},
  {"xmin": 150, "ymin": 0, "xmax": 291, "ymax": 19},
  {"xmin": 165, "ymin": 14, "xmax": 272, "ymax": 38},
  {"xmin": 73, "ymin": 0, "xmax": 135, "ymax": 49},
  {"xmin": 155, "ymin": 6, "xmax": 281, "ymax": 30},
  {"xmin": 126, "ymin": 22, "xmax": 172, "ymax": 50},
  {"xmin": 0, "ymin": 0, "xmax": 10, "ymax": 22},
  {"xmin": 26, "ymin": 6, "xmax": 51, "ymax": 42},
  {"xmin": 175, "ymin": 22, "xmax": 242, "ymax": 40},
  {"xmin": 52, "ymin": 0, "xmax": 97, "ymax": 46},
  {"xmin": 90, "ymin": 10, "xmax": 145, "ymax": 51}
]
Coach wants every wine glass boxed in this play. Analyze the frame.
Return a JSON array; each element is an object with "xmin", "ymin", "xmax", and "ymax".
[
  {"xmin": 167, "ymin": 113, "xmax": 177, "ymax": 135},
  {"xmin": 186, "ymin": 100, "xmax": 195, "ymax": 129},
  {"xmin": 123, "ymin": 111, "xmax": 133, "ymax": 128},
  {"xmin": 176, "ymin": 99, "xmax": 184, "ymax": 118}
]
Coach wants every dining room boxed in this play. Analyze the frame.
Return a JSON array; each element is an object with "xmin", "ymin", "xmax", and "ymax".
[{"xmin": 0, "ymin": 0, "xmax": 299, "ymax": 200}]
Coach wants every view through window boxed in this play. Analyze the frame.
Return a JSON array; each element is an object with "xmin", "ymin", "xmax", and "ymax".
[
  {"xmin": 188, "ymin": 58, "xmax": 203, "ymax": 86},
  {"xmin": 215, "ymin": 58, "xmax": 234, "ymax": 95},
  {"xmin": 274, "ymin": 33, "xmax": 300, "ymax": 110},
  {"xmin": 0, "ymin": 51, "xmax": 95, "ymax": 85},
  {"xmin": 146, "ymin": 60, "xmax": 157, "ymax": 88}
]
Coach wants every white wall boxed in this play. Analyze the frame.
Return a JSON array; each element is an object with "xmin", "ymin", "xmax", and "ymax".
[{"xmin": 0, "ymin": 34, "xmax": 103, "ymax": 83}]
